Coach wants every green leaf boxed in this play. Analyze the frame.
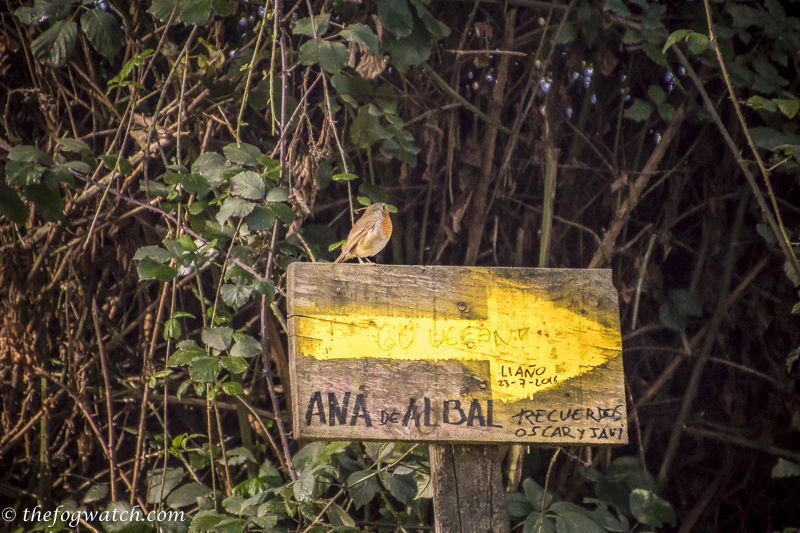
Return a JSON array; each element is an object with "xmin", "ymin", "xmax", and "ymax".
[
  {"xmin": 230, "ymin": 335, "xmax": 261, "ymax": 358},
  {"xmin": 776, "ymin": 99, "xmax": 800, "ymax": 119},
  {"xmin": 193, "ymin": 152, "xmax": 227, "ymax": 175},
  {"xmin": 505, "ymin": 493, "xmax": 535, "ymax": 518},
  {"xmin": 100, "ymin": 154, "xmax": 134, "ymax": 175},
  {"xmin": 6, "ymin": 161, "xmax": 46, "ymax": 186},
  {"xmin": 9, "ymin": 145, "xmax": 53, "ymax": 165},
  {"xmin": 623, "ymin": 99, "xmax": 653, "ymax": 122},
  {"xmin": 245, "ymin": 206, "xmax": 275, "ymax": 231},
  {"xmin": 231, "ymin": 171, "xmax": 265, "ymax": 200},
  {"xmin": 340, "ymin": 23, "xmax": 380, "ymax": 54},
  {"xmin": 266, "ymin": 202, "xmax": 296, "ymax": 223},
  {"xmin": 347, "ymin": 470, "xmax": 379, "ymax": 509},
  {"xmin": 134, "ymin": 245, "xmax": 176, "ymax": 263},
  {"xmin": 332, "ymin": 173, "xmax": 358, "ymax": 181},
  {"xmin": 56, "ymin": 137, "xmax": 90, "ymax": 154},
  {"xmin": 757, "ymin": 223, "xmax": 777, "ymax": 245},
  {"xmin": 350, "ymin": 107, "xmax": 382, "ymax": 148},
  {"xmin": 24, "ymin": 184, "xmax": 65, "ymax": 221},
  {"xmin": 377, "ymin": 0, "xmax": 414, "ymax": 38},
  {"xmin": 220, "ymin": 283, "xmax": 253, "ymax": 309},
  {"xmin": 202, "ymin": 327, "xmax": 234, "ymax": 351},
  {"xmin": 556, "ymin": 21, "xmax": 578, "ymax": 44},
  {"xmin": 168, "ymin": 340, "xmax": 206, "ymax": 366},
  {"xmin": 382, "ymin": 21, "xmax": 432, "ymax": 73},
  {"xmin": 221, "ymin": 381, "xmax": 244, "ymax": 396},
  {"xmin": 147, "ymin": 468, "xmax": 184, "ymax": 503},
  {"xmin": 163, "ymin": 318, "xmax": 182, "ymax": 340},
  {"xmin": 379, "ymin": 471, "xmax": 417, "ymax": 509},
  {"xmin": 293, "ymin": 14, "xmax": 330, "ymax": 37},
  {"xmin": 629, "ymin": 489, "xmax": 676, "ymax": 527},
  {"xmin": 299, "ymin": 39, "xmax": 348, "ymax": 74},
  {"xmin": 357, "ymin": 196, "xmax": 371, "ymax": 206},
  {"xmin": 523, "ymin": 478, "xmax": 552, "ymax": 511},
  {"xmin": 223, "ymin": 143, "xmax": 261, "ymax": 166},
  {"xmin": 555, "ymin": 511, "xmax": 606, "ymax": 533},
  {"xmin": 82, "ymin": 485, "xmax": 110, "ymax": 505},
  {"xmin": 190, "ymin": 356, "xmax": 223, "ymax": 383},
  {"xmin": 662, "ymin": 29, "xmax": 691, "ymax": 52},
  {"xmin": 165, "ymin": 482, "xmax": 212, "ymax": 509},
  {"xmin": 647, "ymin": 85, "xmax": 666, "ymax": 106},
  {"xmin": 668, "ymin": 289, "xmax": 702, "ymax": 317},
  {"xmin": 772, "ymin": 458, "xmax": 800, "ymax": 478},
  {"xmin": 217, "ymin": 197, "xmax": 255, "ymax": 225},
  {"xmin": 165, "ymin": 172, "xmax": 211, "ymax": 196},
  {"xmin": 0, "ymin": 185, "xmax": 28, "ymax": 225},
  {"xmin": 137, "ymin": 257, "xmax": 178, "ymax": 282},
  {"xmin": 603, "ymin": 0, "xmax": 631, "ymax": 17},
  {"xmin": 190, "ymin": 511, "xmax": 226, "ymax": 533},
  {"xmin": 266, "ymin": 186, "xmax": 289, "ymax": 202},
  {"xmin": 410, "ymin": 0, "xmax": 451, "ymax": 40},
  {"xmin": 640, "ymin": 42, "xmax": 667, "ymax": 66},
  {"xmin": 686, "ymin": 32, "xmax": 709, "ymax": 54},
  {"xmin": 221, "ymin": 355, "xmax": 249, "ymax": 374},
  {"xmin": 326, "ymin": 503, "xmax": 356, "ymax": 528},
  {"xmin": 31, "ymin": 19, "xmax": 78, "ymax": 67},
  {"xmin": 81, "ymin": 9, "xmax": 123, "ymax": 60}
]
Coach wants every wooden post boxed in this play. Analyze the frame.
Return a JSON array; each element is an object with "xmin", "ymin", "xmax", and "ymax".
[{"xmin": 287, "ymin": 264, "xmax": 625, "ymax": 531}]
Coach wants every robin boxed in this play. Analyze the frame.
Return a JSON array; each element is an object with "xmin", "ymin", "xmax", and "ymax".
[{"xmin": 334, "ymin": 202, "xmax": 392, "ymax": 263}]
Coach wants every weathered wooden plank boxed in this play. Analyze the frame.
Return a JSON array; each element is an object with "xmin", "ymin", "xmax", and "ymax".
[
  {"xmin": 288, "ymin": 264, "xmax": 627, "ymax": 445},
  {"xmin": 430, "ymin": 444, "xmax": 510, "ymax": 533}
]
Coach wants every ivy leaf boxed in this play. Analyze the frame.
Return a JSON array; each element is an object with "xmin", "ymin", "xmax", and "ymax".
[
  {"xmin": 231, "ymin": 171, "xmax": 265, "ymax": 200},
  {"xmin": 31, "ymin": 20, "xmax": 78, "ymax": 67},
  {"xmin": 293, "ymin": 14, "xmax": 330, "ymax": 37},
  {"xmin": 81, "ymin": 9, "xmax": 123, "ymax": 60},
  {"xmin": 339, "ymin": 23, "xmax": 380, "ymax": 54},
  {"xmin": 0, "ymin": 185, "xmax": 28, "ymax": 225},
  {"xmin": 377, "ymin": 0, "xmax": 414, "ymax": 38}
]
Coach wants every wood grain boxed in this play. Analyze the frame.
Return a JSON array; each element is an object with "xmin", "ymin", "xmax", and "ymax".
[{"xmin": 288, "ymin": 264, "xmax": 627, "ymax": 445}]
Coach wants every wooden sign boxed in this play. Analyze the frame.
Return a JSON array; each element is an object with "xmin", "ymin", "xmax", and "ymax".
[{"xmin": 287, "ymin": 264, "xmax": 626, "ymax": 444}]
